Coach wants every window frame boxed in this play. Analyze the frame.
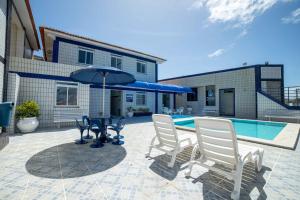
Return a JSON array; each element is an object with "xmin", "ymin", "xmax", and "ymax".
[
  {"xmin": 78, "ymin": 48, "xmax": 94, "ymax": 65},
  {"xmin": 111, "ymin": 55, "xmax": 122, "ymax": 69},
  {"xmin": 136, "ymin": 61, "xmax": 147, "ymax": 74},
  {"xmin": 205, "ymin": 85, "xmax": 216, "ymax": 106},
  {"xmin": 55, "ymin": 82, "xmax": 79, "ymax": 107},
  {"xmin": 136, "ymin": 91, "xmax": 147, "ymax": 106},
  {"xmin": 187, "ymin": 88, "xmax": 198, "ymax": 102}
]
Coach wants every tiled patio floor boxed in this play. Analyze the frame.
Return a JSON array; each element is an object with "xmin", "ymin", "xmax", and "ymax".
[{"xmin": 0, "ymin": 117, "xmax": 300, "ymax": 200}]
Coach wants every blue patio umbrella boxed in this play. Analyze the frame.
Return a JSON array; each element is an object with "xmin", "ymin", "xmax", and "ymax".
[{"xmin": 70, "ymin": 65, "xmax": 136, "ymax": 117}]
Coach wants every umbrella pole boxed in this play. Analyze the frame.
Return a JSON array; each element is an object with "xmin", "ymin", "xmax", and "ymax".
[{"xmin": 102, "ymin": 75, "xmax": 106, "ymax": 117}]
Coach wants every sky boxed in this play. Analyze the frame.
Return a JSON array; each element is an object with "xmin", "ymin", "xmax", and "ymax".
[{"xmin": 31, "ymin": 0, "xmax": 300, "ymax": 85}]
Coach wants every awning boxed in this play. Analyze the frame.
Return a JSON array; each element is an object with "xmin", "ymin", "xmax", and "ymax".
[{"xmin": 91, "ymin": 81, "xmax": 192, "ymax": 93}]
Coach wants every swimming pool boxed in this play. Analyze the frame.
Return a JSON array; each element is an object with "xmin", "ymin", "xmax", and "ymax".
[{"xmin": 175, "ymin": 118, "xmax": 287, "ymax": 140}]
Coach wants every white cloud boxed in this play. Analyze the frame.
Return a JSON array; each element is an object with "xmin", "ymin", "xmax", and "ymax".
[
  {"xmin": 208, "ymin": 48, "xmax": 225, "ymax": 58},
  {"xmin": 282, "ymin": 8, "xmax": 300, "ymax": 24},
  {"xmin": 191, "ymin": 0, "xmax": 277, "ymax": 26}
]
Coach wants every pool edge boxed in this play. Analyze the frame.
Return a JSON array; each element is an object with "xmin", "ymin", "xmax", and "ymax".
[{"xmin": 174, "ymin": 117, "xmax": 300, "ymax": 150}]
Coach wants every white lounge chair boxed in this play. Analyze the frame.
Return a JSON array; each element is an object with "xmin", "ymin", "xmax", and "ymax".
[
  {"xmin": 175, "ymin": 107, "xmax": 184, "ymax": 115},
  {"xmin": 185, "ymin": 117, "xmax": 264, "ymax": 200},
  {"xmin": 146, "ymin": 114, "xmax": 197, "ymax": 167},
  {"xmin": 162, "ymin": 107, "xmax": 172, "ymax": 115}
]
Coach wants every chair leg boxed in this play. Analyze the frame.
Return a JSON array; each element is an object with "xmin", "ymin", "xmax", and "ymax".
[
  {"xmin": 112, "ymin": 131, "xmax": 124, "ymax": 145},
  {"xmin": 255, "ymin": 151, "xmax": 264, "ymax": 172},
  {"xmin": 84, "ymin": 128, "xmax": 93, "ymax": 139},
  {"xmin": 168, "ymin": 151, "xmax": 177, "ymax": 168},
  {"xmin": 76, "ymin": 130, "xmax": 88, "ymax": 144},
  {"xmin": 231, "ymin": 163, "xmax": 243, "ymax": 200},
  {"xmin": 185, "ymin": 146, "xmax": 199, "ymax": 177},
  {"xmin": 145, "ymin": 136, "xmax": 156, "ymax": 157}
]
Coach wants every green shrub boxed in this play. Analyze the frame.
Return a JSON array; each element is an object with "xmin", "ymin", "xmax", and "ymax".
[{"xmin": 16, "ymin": 100, "xmax": 40, "ymax": 120}]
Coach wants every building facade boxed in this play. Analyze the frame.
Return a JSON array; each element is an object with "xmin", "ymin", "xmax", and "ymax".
[
  {"xmin": 39, "ymin": 27, "xmax": 166, "ymax": 118},
  {"xmin": 1, "ymin": 0, "xmax": 40, "ymax": 147},
  {"xmin": 159, "ymin": 65, "xmax": 285, "ymax": 119}
]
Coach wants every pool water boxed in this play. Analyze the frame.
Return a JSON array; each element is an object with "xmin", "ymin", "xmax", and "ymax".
[
  {"xmin": 175, "ymin": 118, "xmax": 287, "ymax": 140},
  {"xmin": 171, "ymin": 115, "xmax": 192, "ymax": 119}
]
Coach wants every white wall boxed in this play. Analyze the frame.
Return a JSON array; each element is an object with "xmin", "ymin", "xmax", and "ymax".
[
  {"xmin": 57, "ymin": 41, "xmax": 156, "ymax": 82},
  {"xmin": 0, "ymin": 0, "xmax": 7, "ymax": 102},
  {"xmin": 9, "ymin": 7, "xmax": 26, "ymax": 58},
  {"xmin": 6, "ymin": 73, "xmax": 20, "ymax": 133},
  {"xmin": 160, "ymin": 68, "xmax": 257, "ymax": 118},
  {"xmin": 89, "ymin": 88, "xmax": 111, "ymax": 118},
  {"xmin": 58, "ymin": 40, "xmax": 158, "ymax": 115},
  {"xmin": 9, "ymin": 57, "xmax": 90, "ymax": 129},
  {"xmin": 261, "ymin": 67, "xmax": 282, "ymax": 79}
]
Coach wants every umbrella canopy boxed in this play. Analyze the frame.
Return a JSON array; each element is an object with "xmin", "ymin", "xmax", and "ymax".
[
  {"xmin": 70, "ymin": 65, "xmax": 136, "ymax": 85},
  {"xmin": 70, "ymin": 65, "xmax": 136, "ymax": 117}
]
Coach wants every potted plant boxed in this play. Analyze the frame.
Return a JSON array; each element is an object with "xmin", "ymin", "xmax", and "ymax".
[
  {"xmin": 127, "ymin": 106, "xmax": 134, "ymax": 118},
  {"xmin": 16, "ymin": 100, "xmax": 40, "ymax": 133},
  {"xmin": 133, "ymin": 107, "xmax": 152, "ymax": 117}
]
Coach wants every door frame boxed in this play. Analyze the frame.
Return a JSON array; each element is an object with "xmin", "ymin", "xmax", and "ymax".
[
  {"xmin": 219, "ymin": 88, "xmax": 235, "ymax": 117},
  {"xmin": 110, "ymin": 90, "xmax": 123, "ymax": 116}
]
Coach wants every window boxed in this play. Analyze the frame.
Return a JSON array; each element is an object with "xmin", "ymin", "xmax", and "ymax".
[
  {"xmin": 187, "ymin": 88, "xmax": 198, "ymax": 101},
  {"xmin": 78, "ymin": 49, "xmax": 93, "ymax": 64},
  {"xmin": 137, "ymin": 61, "xmax": 146, "ymax": 74},
  {"xmin": 206, "ymin": 85, "xmax": 216, "ymax": 106},
  {"xmin": 56, "ymin": 82, "xmax": 78, "ymax": 106},
  {"xmin": 111, "ymin": 56, "xmax": 122, "ymax": 69},
  {"xmin": 136, "ymin": 92, "xmax": 146, "ymax": 106}
]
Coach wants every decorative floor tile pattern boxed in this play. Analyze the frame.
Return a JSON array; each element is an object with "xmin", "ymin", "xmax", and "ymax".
[{"xmin": 0, "ymin": 116, "xmax": 300, "ymax": 200}]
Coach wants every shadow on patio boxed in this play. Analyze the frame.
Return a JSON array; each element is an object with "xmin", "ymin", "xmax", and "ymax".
[
  {"xmin": 191, "ymin": 165, "xmax": 271, "ymax": 200},
  {"xmin": 25, "ymin": 142, "xmax": 126, "ymax": 179}
]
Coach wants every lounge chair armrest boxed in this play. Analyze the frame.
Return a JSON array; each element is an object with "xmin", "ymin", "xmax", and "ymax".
[{"xmin": 179, "ymin": 138, "xmax": 192, "ymax": 146}]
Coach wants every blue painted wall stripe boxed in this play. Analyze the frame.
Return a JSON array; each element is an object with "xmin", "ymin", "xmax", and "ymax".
[
  {"xmin": 159, "ymin": 64, "xmax": 284, "ymax": 82},
  {"xmin": 155, "ymin": 63, "xmax": 158, "ymax": 113},
  {"xmin": 9, "ymin": 71, "xmax": 177, "ymax": 94}
]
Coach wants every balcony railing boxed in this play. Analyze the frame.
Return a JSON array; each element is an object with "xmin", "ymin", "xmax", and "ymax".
[{"xmin": 261, "ymin": 86, "xmax": 300, "ymax": 107}]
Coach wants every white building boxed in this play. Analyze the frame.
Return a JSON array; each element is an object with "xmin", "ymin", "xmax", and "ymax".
[
  {"xmin": 2, "ymin": 1, "xmax": 187, "ymax": 134},
  {"xmin": 1, "ymin": 0, "xmax": 40, "ymax": 147},
  {"xmin": 159, "ymin": 65, "xmax": 298, "ymax": 120},
  {"xmin": 39, "ymin": 27, "xmax": 166, "ymax": 119}
]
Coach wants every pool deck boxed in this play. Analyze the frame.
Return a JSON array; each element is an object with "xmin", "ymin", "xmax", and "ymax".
[
  {"xmin": 174, "ymin": 117, "xmax": 300, "ymax": 150},
  {"xmin": 1, "ymin": 116, "xmax": 300, "ymax": 200}
]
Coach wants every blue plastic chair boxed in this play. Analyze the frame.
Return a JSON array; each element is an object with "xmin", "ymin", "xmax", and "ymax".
[
  {"xmin": 109, "ymin": 117, "xmax": 125, "ymax": 145},
  {"xmin": 82, "ymin": 115, "xmax": 93, "ymax": 139},
  {"xmin": 75, "ymin": 119, "xmax": 88, "ymax": 144},
  {"xmin": 90, "ymin": 120, "xmax": 104, "ymax": 148}
]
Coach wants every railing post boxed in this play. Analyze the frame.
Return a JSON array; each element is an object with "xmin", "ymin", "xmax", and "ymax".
[
  {"xmin": 287, "ymin": 87, "xmax": 290, "ymax": 105},
  {"xmin": 296, "ymin": 89, "xmax": 299, "ymax": 106}
]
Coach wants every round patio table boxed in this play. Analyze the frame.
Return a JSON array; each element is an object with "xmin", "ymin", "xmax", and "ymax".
[{"xmin": 90, "ymin": 118, "xmax": 112, "ymax": 145}]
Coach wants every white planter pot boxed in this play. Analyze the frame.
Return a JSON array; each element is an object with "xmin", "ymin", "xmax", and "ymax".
[
  {"xmin": 127, "ymin": 112, "xmax": 134, "ymax": 118},
  {"xmin": 17, "ymin": 117, "xmax": 39, "ymax": 133}
]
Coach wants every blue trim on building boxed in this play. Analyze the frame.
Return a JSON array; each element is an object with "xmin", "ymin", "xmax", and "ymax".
[
  {"xmin": 173, "ymin": 93, "xmax": 176, "ymax": 109},
  {"xmin": 254, "ymin": 66, "xmax": 261, "ymax": 118},
  {"xmin": 258, "ymin": 90, "xmax": 300, "ymax": 110},
  {"xmin": 159, "ymin": 64, "xmax": 284, "ymax": 82},
  {"xmin": 90, "ymin": 84, "xmax": 176, "ymax": 94},
  {"xmin": 9, "ymin": 71, "xmax": 178, "ymax": 94},
  {"xmin": 55, "ymin": 37, "xmax": 157, "ymax": 63},
  {"xmin": 281, "ymin": 65, "xmax": 284, "ymax": 103},
  {"xmin": 159, "ymin": 65, "xmax": 259, "ymax": 81},
  {"xmin": 52, "ymin": 39, "xmax": 59, "ymax": 63},
  {"xmin": 155, "ymin": 63, "xmax": 158, "ymax": 113}
]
